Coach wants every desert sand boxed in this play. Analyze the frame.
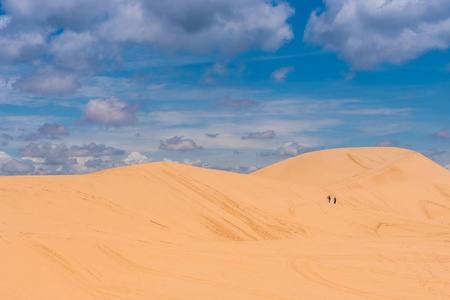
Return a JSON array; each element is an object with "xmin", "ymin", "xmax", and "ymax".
[{"xmin": 1, "ymin": 147, "xmax": 450, "ymax": 299}]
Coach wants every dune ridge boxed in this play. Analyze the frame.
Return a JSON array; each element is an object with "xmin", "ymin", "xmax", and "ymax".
[{"xmin": 1, "ymin": 147, "xmax": 450, "ymax": 299}]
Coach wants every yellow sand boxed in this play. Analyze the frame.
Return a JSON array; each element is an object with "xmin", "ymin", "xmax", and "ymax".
[{"xmin": 1, "ymin": 147, "xmax": 449, "ymax": 299}]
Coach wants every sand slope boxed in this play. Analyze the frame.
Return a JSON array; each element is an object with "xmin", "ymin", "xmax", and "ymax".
[{"xmin": 1, "ymin": 147, "xmax": 450, "ymax": 299}]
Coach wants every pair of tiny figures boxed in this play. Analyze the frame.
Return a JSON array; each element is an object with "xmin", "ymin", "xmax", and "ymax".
[{"xmin": 327, "ymin": 195, "xmax": 336, "ymax": 204}]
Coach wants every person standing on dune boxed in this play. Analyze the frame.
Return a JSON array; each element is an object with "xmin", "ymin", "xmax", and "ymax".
[
  {"xmin": 327, "ymin": 195, "xmax": 331, "ymax": 203},
  {"xmin": 334, "ymin": 197, "xmax": 336, "ymax": 204}
]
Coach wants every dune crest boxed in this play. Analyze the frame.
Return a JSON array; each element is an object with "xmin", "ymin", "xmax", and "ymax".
[{"xmin": 1, "ymin": 147, "xmax": 450, "ymax": 299}]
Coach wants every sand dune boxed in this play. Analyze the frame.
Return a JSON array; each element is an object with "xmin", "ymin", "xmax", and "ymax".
[{"xmin": 1, "ymin": 147, "xmax": 450, "ymax": 299}]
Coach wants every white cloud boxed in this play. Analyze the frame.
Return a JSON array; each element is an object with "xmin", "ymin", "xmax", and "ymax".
[
  {"xmin": 49, "ymin": 30, "xmax": 101, "ymax": 71},
  {"xmin": 16, "ymin": 67, "xmax": 79, "ymax": 94},
  {"xmin": 0, "ymin": 31, "xmax": 47, "ymax": 63},
  {"xmin": 2, "ymin": 141, "xmax": 137, "ymax": 175},
  {"xmin": 0, "ymin": 77, "xmax": 15, "ymax": 89},
  {"xmin": 271, "ymin": 66, "xmax": 294, "ymax": 82},
  {"xmin": 1, "ymin": 159, "xmax": 35, "ymax": 175},
  {"xmin": 0, "ymin": 0, "xmax": 295, "ymax": 95},
  {"xmin": 247, "ymin": 165, "xmax": 258, "ymax": 173},
  {"xmin": 0, "ymin": 15, "xmax": 12, "ymax": 30},
  {"xmin": 18, "ymin": 141, "xmax": 125, "ymax": 165},
  {"xmin": 277, "ymin": 141, "xmax": 310, "ymax": 157},
  {"xmin": 304, "ymin": 0, "xmax": 450, "ymax": 69},
  {"xmin": 123, "ymin": 151, "xmax": 152, "ymax": 165},
  {"xmin": 81, "ymin": 96, "xmax": 139, "ymax": 126},
  {"xmin": 97, "ymin": 0, "xmax": 294, "ymax": 53},
  {"xmin": 0, "ymin": 151, "xmax": 14, "ymax": 165},
  {"xmin": 1, "ymin": 0, "xmax": 113, "ymax": 28},
  {"xmin": 0, "ymin": 0, "xmax": 294, "ymax": 65},
  {"xmin": 182, "ymin": 158, "xmax": 208, "ymax": 168},
  {"xmin": 163, "ymin": 158, "xmax": 178, "ymax": 163}
]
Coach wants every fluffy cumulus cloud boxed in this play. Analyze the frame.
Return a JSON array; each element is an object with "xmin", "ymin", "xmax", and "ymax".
[
  {"xmin": 98, "ymin": 0, "xmax": 294, "ymax": 53},
  {"xmin": 304, "ymin": 0, "xmax": 450, "ymax": 69},
  {"xmin": 0, "ymin": 0, "xmax": 294, "ymax": 77},
  {"xmin": 271, "ymin": 66, "xmax": 293, "ymax": 82},
  {"xmin": 81, "ymin": 96, "xmax": 139, "ymax": 126},
  {"xmin": 159, "ymin": 136, "xmax": 202, "ymax": 151},
  {"xmin": 0, "ymin": 142, "xmax": 155, "ymax": 175},
  {"xmin": 48, "ymin": 30, "xmax": 102, "ymax": 71},
  {"xmin": 216, "ymin": 96, "xmax": 258, "ymax": 110},
  {"xmin": 0, "ymin": 29, "xmax": 47, "ymax": 63},
  {"xmin": 242, "ymin": 130, "xmax": 276, "ymax": 140},
  {"xmin": 0, "ymin": 141, "xmax": 130, "ymax": 175},
  {"xmin": 430, "ymin": 128, "xmax": 450, "ymax": 139},
  {"xmin": 24, "ymin": 123, "xmax": 69, "ymax": 141},
  {"xmin": 123, "ymin": 151, "xmax": 152, "ymax": 165},
  {"xmin": 182, "ymin": 158, "xmax": 208, "ymax": 168},
  {"xmin": 376, "ymin": 139, "xmax": 400, "ymax": 147},
  {"xmin": 277, "ymin": 141, "xmax": 310, "ymax": 157}
]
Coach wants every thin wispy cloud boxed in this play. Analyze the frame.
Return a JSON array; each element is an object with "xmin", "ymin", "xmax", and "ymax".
[
  {"xmin": 271, "ymin": 66, "xmax": 294, "ymax": 82},
  {"xmin": 242, "ymin": 130, "xmax": 276, "ymax": 140},
  {"xmin": 0, "ymin": 134, "xmax": 13, "ymax": 146},
  {"xmin": 376, "ymin": 140, "xmax": 400, "ymax": 147},
  {"xmin": 424, "ymin": 148, "xmax": 447, "ymax": 158},
  {"xmin": 24, "ymin": 123, "xmax": 69, "ymax": 141},
  {"xmin": 338, "ymin": 108, "xmax": 411, "ymax": 115},
  {"xmin": 215, "ymin": 96, "xmax": 259, "ymax": 110},
  {"xmin": 16, "ymin": 67, "xmax": 80, "ymax": 95},
  {"xmin": 430, "ymin": 129, "xmax": 450, "ymax": 139}
]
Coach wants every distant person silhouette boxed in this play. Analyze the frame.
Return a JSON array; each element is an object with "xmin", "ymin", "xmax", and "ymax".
[
  {"xmin": 327, "ymin": 195, "xmax": 331, "ymax": 203},
  {"xmin": 334, "ymin": 197, "xmax": 336, "ymax": 204}
]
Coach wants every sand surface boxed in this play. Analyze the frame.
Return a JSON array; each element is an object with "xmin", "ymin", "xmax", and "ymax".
[{"xmin": 1, "ymin": 147, "xmax": 450, "ymax": 299}]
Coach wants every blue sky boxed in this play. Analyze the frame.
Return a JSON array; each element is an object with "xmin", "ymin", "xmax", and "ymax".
[{"xmin": 0, "ymin": 0, "xmax": 449, "ymax": 175}]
